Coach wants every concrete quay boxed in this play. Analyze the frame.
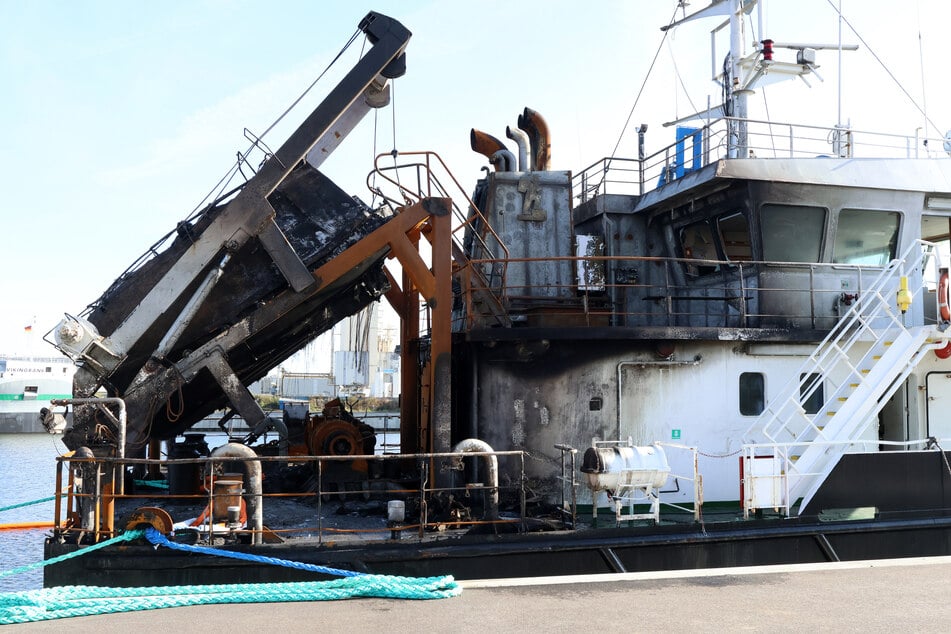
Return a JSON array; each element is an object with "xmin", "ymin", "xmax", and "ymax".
[{"xmin": 9, "ymin": 556, "xmax": 951, "ymax": 632}]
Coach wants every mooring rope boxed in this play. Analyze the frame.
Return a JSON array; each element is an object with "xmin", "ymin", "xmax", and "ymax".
[
  {"xmin": 141, "ymin": 526, "xmax": 366, "ymax": 578},
  {"xmin": 0, "ymin": 495, "xmax": 56, "ymax": 513},
  {"xmin": 0, "ymin": 527, "xmax": 460, "ymax": 624}
]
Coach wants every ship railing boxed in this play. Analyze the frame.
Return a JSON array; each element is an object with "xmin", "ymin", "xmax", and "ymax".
[
  {"xmin": 50, "ymin": 448, "xmax": 530, "ymax": 545},
  {"xmin": 575, "ymin": 116, "xmax": 951, "ymax": 202},
  {"xmin": 654, "ymin": 442, "xmax": 704, "ymax": 522},
  {"xmin": 741, "ymin": 437, "xmax": 947, "ymax": 518},
  {"xmin": 368, "ymin": 150, "xmax": 510, "ymax": 319},
  {"xmin": 459, "ymin": 253, "xmax": 940, "ymax": 332}
]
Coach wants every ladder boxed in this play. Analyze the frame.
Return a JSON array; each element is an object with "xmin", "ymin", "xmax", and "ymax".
[{"xmin": 744, "ymin": 240, "xmax": 945, "ymax": 516}]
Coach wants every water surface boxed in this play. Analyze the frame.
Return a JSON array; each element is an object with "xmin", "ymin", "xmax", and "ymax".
[{"xmin": 0, "ymin": 433, "xmax": 67, "ymax": 592}]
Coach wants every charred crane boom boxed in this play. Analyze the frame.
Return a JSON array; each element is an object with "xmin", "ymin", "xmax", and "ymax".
[{"xmin": 51, "ymin": 13, "xmax": 412, "ymax": 454}]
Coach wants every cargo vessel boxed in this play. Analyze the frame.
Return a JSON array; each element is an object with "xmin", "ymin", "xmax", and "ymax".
[
  {"xmin": 0, "ymin": 355, "xmax": 72, "ymax": 433},
  {"xmin": 41, "ymin": 3, "xmax": 951, "ymax": 587}
]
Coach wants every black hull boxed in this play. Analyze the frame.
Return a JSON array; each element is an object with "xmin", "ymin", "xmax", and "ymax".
[{"xmin": 44, "ymin": 514, "xmax": 951, "ymax": 588}]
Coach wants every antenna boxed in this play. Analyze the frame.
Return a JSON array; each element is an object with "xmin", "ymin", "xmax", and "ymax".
[{"xmin": 837, "ymin": 0, "xmax": 843, "ymax": 128}]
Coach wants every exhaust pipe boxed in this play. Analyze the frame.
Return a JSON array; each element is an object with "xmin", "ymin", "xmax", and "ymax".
[
  {"xmin": 209, "ymin": 443, "xmax": 263, "ymax": 544},
  {"xmin": 451, "ymin": 438, "xmax": 499, "ymax": 520},
  {"xmin": 506, "ymin": 125, "xmax": 530, "ymax": 172},
  {"xmin": 517, "ymin": 107, "xmax": 551, "ymax": 171},
  {"xmin": 470, "ymin": 129, "xmax": 515, "ymax": 172}
]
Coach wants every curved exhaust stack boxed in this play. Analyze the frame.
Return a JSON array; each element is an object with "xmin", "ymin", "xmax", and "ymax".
[
  {"xmin": 470, "ymin": 128, "xmax": 515, "ymax": 172},
  {"xmin": 451, "ymin": 438, "xmax": 499, "ymax": 520},
  {"xmin": 517, "ymin": 107, "xmax": 551, "ymax": 171},
  {"xmin": 209, "ymin": 442, "xmax": 264, "ymax": 544},
  {"xmin": 506, "ymin": 125, "xmax": 530, "ymax": 172}
]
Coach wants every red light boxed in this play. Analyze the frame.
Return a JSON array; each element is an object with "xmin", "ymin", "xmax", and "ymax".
[{"xmin": 762, "ymin": 39, "xmax": 774, "ymax": 61}]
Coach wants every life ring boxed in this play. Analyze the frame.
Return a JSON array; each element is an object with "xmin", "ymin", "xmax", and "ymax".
[
  {"xmin": 939, "ymin": 270, "xmax": 950, "ymax": 321},
  {"xmin": 936, "ymin": 342, "xmax": 951, "ymax": 360}
]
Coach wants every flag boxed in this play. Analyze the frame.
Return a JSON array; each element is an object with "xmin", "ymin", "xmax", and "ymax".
[{"xmin": 24, "ymin": 325, "xmax": 32, "ymax": 332}]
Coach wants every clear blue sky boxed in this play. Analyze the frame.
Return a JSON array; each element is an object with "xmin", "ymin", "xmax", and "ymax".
[{"xmin": 2, "ymin": 0, "xmax": 949, "ymax": 354}]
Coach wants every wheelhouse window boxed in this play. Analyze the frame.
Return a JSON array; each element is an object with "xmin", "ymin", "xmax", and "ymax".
[
  {"xmin": 680, "ymin": 221, "xmax": 719, "ymax": 276},
  {"xmin": 833, "ymin": 209, "xmax": 900, "ymax": 266},
  {"xmin": 739, "ymin": 372, "xmax": 765, "ymax": 416},
  {"xmin": 717, "ymin": 212, "xmax": 752, "ymax": 261},
  {"xmin": 761, "ymin": 204, "xmax": 826, "ymax": 263}
]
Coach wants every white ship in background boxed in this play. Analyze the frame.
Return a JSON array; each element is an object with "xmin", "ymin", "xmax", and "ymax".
[{"xmin": 0, "ymin": 354, "xmax": 73, "ymax": 433}]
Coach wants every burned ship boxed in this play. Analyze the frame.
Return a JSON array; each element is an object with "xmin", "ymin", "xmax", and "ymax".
[{"xmin": 41, "ymin": 3, "xmax": 951, "ymax": 587}]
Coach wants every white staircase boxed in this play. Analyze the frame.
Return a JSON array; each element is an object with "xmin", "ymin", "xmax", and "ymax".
[{"xmin": 744, "ymin": 241, "xmax": 946, "ymax": 516}]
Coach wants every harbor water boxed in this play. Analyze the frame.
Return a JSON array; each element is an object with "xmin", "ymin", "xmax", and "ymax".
[{"xmin": 0, "ymin": 433, "xmax": 66, "ymax": 592}]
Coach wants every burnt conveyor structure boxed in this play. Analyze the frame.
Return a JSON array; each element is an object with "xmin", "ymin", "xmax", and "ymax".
[{"xmin": 49, "ymin": 13, "xmax": 451, "ymax": 458}]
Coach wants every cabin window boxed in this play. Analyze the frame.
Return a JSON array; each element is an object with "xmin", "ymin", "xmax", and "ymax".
[
  {"xmin": 717, "ymin": 213, "xmax": 752, "ymax": 261},
  {"xmin": 680, "ymin": 221, "xmax": 719, "ymax": 276},
  {"xmin": 739, "ymin": 372, "xmax": 765, "ymax": 416},
  {"xmin": 799, "ymin": 373, "xmax": 824, "ymax": 415},
  {"xmin": 833, "ymin": 209, "xmax": 900, "ymax": 266},
  {"xmin": 761, "ymin": 204, "xmax": 826, "ymax": 263}
]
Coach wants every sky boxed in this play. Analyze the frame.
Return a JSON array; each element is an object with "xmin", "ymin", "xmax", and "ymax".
[{"xmin": 2, "ymin": 0, "xmax": 951, "ymax": 357}]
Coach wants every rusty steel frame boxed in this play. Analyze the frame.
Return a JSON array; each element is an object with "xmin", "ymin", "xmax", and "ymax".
[{"xmin": 311, "ymin": 198, "xmax": 453, "ymax": 455}]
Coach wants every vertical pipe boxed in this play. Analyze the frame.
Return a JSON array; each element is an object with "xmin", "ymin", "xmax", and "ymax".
[
  {"xmin": 93, "ymin": 464, "xmax": 101, "ymax": 543},
  {"xmin": 54, "ymin": 459, "xmax": 63, "ymax": 530}
]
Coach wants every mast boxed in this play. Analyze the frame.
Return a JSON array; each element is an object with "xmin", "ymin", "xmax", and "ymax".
[{"xmin": 728, "ymin": 0, "xmax": 748, "ymax": 158}]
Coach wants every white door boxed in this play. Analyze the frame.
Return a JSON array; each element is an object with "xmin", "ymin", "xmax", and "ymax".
[{"xmin": 926, "ymin": 372, "xmax": 951, "ymax": 440}]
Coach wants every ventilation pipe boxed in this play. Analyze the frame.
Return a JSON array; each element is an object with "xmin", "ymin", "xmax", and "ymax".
[
  {"xmin": 517, "ymin": 107, "xmax": 551, "ymax": 171},
  {"xmin": 470, "ymin": 129, "xmax": 516, "ymax": 172},
  {"xmin": 209, "ymin": 443, "xmax": 263, "ymax": 544},
  {"xmin": 451, "ymin": 438, "xmax": 499, "ymax": 520},
  {"xmin": 506, "ymin": 125, "xmax": 531, "ymax": 172}
]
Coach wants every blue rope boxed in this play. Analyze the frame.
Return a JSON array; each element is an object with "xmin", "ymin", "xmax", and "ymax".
[
  {"xmin": 142, "ymin": 527, "xmax": 366, "ymax": 578},
  {"xmin": 0, "ymin": 496, "xmax": 56, "ymax": 513}
]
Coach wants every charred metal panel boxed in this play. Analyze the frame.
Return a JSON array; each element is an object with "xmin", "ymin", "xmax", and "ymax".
[
  {"xmin": 480, "ymin": 171, "xmax": 575, "ymax": 307},
  {"xmin": 84, "ymin": 165, "xmax": 385, "ymax": 392},
  {"xmin": 459, "ymin": 339, "xmax": 641, "ymax": 497}
]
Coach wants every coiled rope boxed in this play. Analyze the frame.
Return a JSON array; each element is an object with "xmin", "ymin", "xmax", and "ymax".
[{"xmin": 0, "ymin": 527, "xmax": 460, "ymax": 624}]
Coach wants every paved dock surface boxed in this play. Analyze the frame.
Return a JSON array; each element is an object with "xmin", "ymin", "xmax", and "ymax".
[{"xmin": 9, "ymin": 556, "xmax": 951, "ymax": 632}]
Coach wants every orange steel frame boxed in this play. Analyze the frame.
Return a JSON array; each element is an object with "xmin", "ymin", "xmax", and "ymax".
[{"xmin": 310, "ymin": 198, "xmax": 453, "ymax": 456}]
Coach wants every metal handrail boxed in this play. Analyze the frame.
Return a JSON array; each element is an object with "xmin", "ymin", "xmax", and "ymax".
[
  {"xmin": 574, "ymin": 116, "xmax": 951, "ymax": 202},
  {"xmin": 52, "ymin": 448, "xmax": 533, "ymax": 544},
  {"xmin": 455, "ymin": 252, "xmax": 944, "ymax": 331}
]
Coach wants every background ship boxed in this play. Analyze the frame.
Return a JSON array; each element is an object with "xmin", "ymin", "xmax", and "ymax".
[{"xmin": 0, "ymin": 355, "xmax": 72, "ymax": 433}]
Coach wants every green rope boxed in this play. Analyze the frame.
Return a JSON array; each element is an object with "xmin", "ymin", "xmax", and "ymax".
[
  {"xmin": 0, "ymin": 496, "xmax": 56, "ymax": 513},
  {"xmin": 0, "ymin": 530, "xmax": 144, "ymax": 581},
  {"xmin": 133, "ymin": 479, "xmax": 169, "ymax": 489},
  {"xmin": 0, "ymin": 575, "xmax": 460, "ymax": 624}
]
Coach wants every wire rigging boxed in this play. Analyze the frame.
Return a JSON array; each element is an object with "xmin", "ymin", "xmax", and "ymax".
[
  {"xmin": 606, "ymin": 5, "xmax": 682, "ymax": 161},
  {"xmin": 824, "ymin": 0, "xmax": 942, "ymax": 138},
  {"xmin": 187, "ymin": 27, "xmax": 364, "ymax": 222}
]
